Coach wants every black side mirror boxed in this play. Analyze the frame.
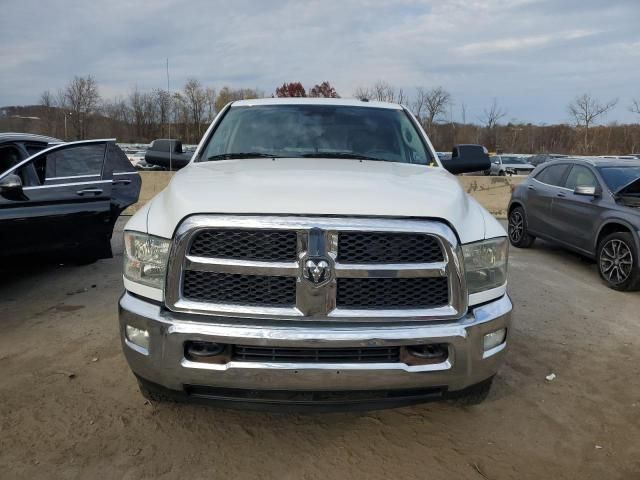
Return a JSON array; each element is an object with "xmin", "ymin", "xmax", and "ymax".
[
  {"xmin": 144, "ymin": 139, "xmax": 192, "ymax": 170},
  {"xmin": 0, "ymin": 174, "xmax": 24, "ymax": 200},
  {"xmin": 442, "ymin": 144, "xmax": 491, "ymax": 175}
]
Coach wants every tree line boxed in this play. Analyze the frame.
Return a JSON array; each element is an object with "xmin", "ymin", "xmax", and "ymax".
[{"xmin": 1, "ymin": 75, "xmax": 640, "ymax": 154}]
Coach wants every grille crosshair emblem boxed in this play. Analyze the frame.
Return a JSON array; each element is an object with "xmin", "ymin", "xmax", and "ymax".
[{"xmin": 302, "ymin": 258, "xmax": 332, "ymax": 287}]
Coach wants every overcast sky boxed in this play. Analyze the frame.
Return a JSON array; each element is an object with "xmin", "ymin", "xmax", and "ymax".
[{"xmin": 1, "ymin": 0, "xmax": 639, "ymax": 124}]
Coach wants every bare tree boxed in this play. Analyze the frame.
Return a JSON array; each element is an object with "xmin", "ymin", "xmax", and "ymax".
[
  {"xmin": 39, "ymin": 90, "xmax": 56, "ymax": 135},
  {"xmin": 630, "ymin": 98, "xmax": 640, "ymax": 116},
  {"xmin": 353, "ymin": 86, "xmax": 371, "ymax": 101},
  {"xmin": 153, "ymin": 89, "xmax": 172, "ymax": 137},
  {"xmin": 412, "ymin": 88, "xmax": 428, "ymax": 123},
  {"xmin": 568, "ymin": 93, "xmax": 618, "ymax": 152},
  {"xmin": 129, "ymin": 87, "xmax": 146, "ymax": 139},
  {"xmin": 478, "ymin": 98, "xmax": 508, "ymax": 150},
  {"xmin": 65, "ymin": 75, "xmax": 101, "ymax": 139},
  {"xmin": 204, "ymin": 87, "xmax": 216, "ymax": 122},
  {"xmin": 55, "ymin": 89, "xmax": 67, "ymax": 109},
  {"xmin": 479, "ymin": 98, "xmax": 507, "ymax": 129},
  {"xmin": 397, "ymin": 88, "xmax": 408, "ymax": 106},
  {"xmin": 424, "ymin": 87, "xmax": 452, "ymax": 129},
  {"xmin": 371, "ymin": 81, "xmax": 396, "ymax": 102},
  {"xmin": 39, "ymin": 90, "xmax": 54, "ymax": 108},
  {"xmin": 215, "ymin": 86, "xmax": 261, "ymax": 112},
  {"xmin": 183, "ymin": 78, "xmax": 207, "ymax": 141}
]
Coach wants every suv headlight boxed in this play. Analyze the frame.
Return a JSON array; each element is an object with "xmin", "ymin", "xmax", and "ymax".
[
  {"xmin": 123, "ymin": 231, "xmax": 171, "ymax": 290},
  {"xmin": 462, "ymin": 237, "xmax": 508, "ymax": 294}
]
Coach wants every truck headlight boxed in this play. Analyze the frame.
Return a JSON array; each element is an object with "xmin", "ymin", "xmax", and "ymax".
[
  {"xmin": 123, "ymin": 231, "xmax": 171, "ymax": 290},
  {"xmin": 462, "ymin": 237, "xmax": 508, "ymax": 294}
]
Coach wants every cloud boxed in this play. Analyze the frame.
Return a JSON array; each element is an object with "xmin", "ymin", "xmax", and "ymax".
[
  {"xmin": 456, "ymin": 30, "xmax": 599, "ymax": 55},
  {"xmin": 0, "ymin": 0, "xmax": 638, "ymax": 124}
]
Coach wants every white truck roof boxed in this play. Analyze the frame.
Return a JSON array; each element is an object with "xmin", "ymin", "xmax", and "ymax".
[{"xmin": 231, "ymin": 97, "xmax": 403, "ymax": 110}]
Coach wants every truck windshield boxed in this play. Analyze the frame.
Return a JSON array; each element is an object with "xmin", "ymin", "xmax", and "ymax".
[{"xmin": 198, "ymin": 104, "xmax": 433, "ymax": 165}]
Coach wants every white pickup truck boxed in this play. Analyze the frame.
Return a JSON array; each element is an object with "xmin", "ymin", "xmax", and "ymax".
[{"xmin": 119, "ymin": 98, "xmax": 511, "ymax": 410}]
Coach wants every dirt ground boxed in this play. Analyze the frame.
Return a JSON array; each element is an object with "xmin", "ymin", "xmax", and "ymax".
[{"xmin": 1, "ymin": 218, "xmax": 639, "ymax": 480}]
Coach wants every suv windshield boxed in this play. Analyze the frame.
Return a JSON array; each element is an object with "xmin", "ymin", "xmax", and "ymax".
[
  {"xmin": 198, "ymin": 104, "xmax": 432, "ymax": 165},
  {"xmin": 599, "ymin": 166, "xmax": 640, "ymax": 193}
]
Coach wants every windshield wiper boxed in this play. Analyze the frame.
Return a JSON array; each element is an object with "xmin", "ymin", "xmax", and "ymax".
[
  {"xmin": 301, "ymin": 152, "xmax": 385, "ymax": 161},
  {"xmin": 206, "ymin": 152, "xmax": 281, "ymax": 160}
]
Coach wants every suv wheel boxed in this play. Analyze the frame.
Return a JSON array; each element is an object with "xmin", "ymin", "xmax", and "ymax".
[
  {"xmin": 597, "ymin": 232, "xmax": 640, "ymax": 291},
  {"xmin": 498, "ymin": 170, "xmax": 506, "ymax": 176},
  {"xmin": 508, "ymin": 206, "xmax": 535, "ymax": 248}
]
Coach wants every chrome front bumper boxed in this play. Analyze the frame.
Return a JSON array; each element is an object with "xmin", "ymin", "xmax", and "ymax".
[{"xmin": 119, "ymin": 292, "xmax": 512, "ymax": 396}]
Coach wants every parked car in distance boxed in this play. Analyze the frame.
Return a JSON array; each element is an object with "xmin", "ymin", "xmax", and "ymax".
[
  {"xmin": 489, "ymin": 154, "xmax": 535, "ymax": 176},
  {"xmin": 508, "ymin": 157, "xmax": 640, "ymax": 291},
  {"xmin": 127, "ymin": 150, "xmax": 147, "ymax": 166},
  {"xmin": 0, "ymin": 134, "xmax": 141, "ymax": 262},
  {"xmin": 119, "ymin": 98, "xmax": 510, "ymax": 410},
  {"xmin": 528, "ymin": 153, "xmax": 568, "ymax": 167}
]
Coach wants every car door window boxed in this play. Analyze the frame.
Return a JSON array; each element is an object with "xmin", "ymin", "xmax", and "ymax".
[
  {"xmin": 47, "ymin": 144, "xmax": 106, "ymax": 179},
  {"xmin": 564, "ymin": 165, "xmax": 597, "ymax": 190},
  {"xmin": 0, "ymin": 145, "xmax": 22, "ymax": 173},
  {"xmin": 535, "ymin": 164, "xmax": 569, "ymax": 187}
]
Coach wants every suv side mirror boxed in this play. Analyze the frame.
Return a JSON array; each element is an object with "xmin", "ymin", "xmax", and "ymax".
[
  {"xmin": 574, "ymin": 185, "xmax": 601, "ymax": 197},
  {"xmin": 442, "ymin": 144, "xmax": 491, "ymax": 175},
  {"xmin": 0, "ymin": 174, "xmax": 24, "ymax": 200}
]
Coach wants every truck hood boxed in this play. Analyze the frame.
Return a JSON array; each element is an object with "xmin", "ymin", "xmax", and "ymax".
[{"xmin": 142, "ymin": 158, "xmax": 502, "ymax": 243}]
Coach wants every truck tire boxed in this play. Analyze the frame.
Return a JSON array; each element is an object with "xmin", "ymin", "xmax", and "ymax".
[
  {"xmin": 597, "ymin": 232, "xmax": 640, "ymax": 291},
  {"xmin": 508, "ymin": 206, "xmax": 535, "ymax": 248},
  {"xmin": 449, "ymin": 377, "xmax": 494, "ymax": 406}
]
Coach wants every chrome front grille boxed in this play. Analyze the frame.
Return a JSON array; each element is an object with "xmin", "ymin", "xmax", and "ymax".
[
  {"xmin": 337, "ymin": 232, "xmax": 444, "ymax": 264},
  {"xmin": 183, "ymin": 271, "xmax": 296, "ymax": 307},
  {"xmin": 189, "ymin": 229, "xmax": 297, "ymax": 261},
  {"xmin": 232, "ymin": 345, "xmax": 401, "ymax": 363},
  {"xmin": 336, "ymin": 277, "xmax": 449, "ymax": 309},
  {"xmin": 166, "ymin": 216, "xmax": 467, "ymax": 322}
]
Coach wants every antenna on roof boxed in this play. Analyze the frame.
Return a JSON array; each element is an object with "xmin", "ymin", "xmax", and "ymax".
[{"xmin": 167, "ymin": 58, "xmax": 172, "ymax": 172}]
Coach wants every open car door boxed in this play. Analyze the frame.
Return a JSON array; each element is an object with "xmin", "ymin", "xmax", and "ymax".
[{"xmin": 0, "ymin": 139, "xmax": 114, "ymax": 260}]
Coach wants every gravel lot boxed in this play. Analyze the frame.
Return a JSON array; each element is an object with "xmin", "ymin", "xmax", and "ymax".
[{"xmin": 1, "ymin": 218, "xmax": 639, "ymax": 479}]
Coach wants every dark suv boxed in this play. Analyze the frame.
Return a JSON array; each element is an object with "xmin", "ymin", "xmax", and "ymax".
[{"xmin": 508, "ymin": 157, "xmax": 640, "ymax": 291}]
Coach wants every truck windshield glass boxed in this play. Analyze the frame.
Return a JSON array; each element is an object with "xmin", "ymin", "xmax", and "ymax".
[
  {"xmin": 199, "ymin": 105, "xmax": 432, "ymax": 165},
  {"xmin": 599, "ymin": 166, "xmax": 640, "ymax": 192}
]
